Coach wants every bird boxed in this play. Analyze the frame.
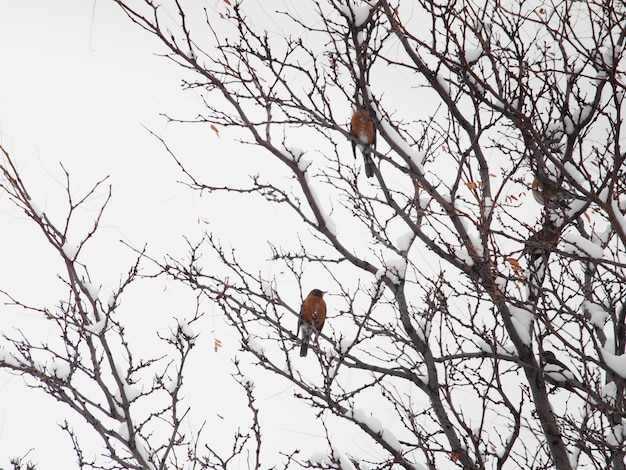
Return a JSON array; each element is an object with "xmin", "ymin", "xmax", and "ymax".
[
  {"xmin": 350, "ymin": 108, "xmax": 376, "ymax": 178},
  {"xmin": 297, "ymin": 289, "xmax": 327, "ymax": 357},
  {"xmin": 531, "ymin": 176, "xmax": 585, "ymax": 207},
  {"xmin": 540, "ymin": 350, "xmax": 581, "ymax": 391},
  {"xmin": 524, "ymin": 220, "xmax": 562, "ymax": 302}
]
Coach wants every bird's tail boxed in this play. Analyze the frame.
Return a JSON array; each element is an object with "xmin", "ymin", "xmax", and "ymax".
[
  {"xmin": 362, "ymin": 147, "xmax": 374, "ymax": 178},
  {"xmin": 525, "ymin": 222, "xmax": 560, "ymax": 302},
  {"xmin": 526, "ymin": 251, "xmax": 549, "ymax": 302},
  {"xmin": 300, "ymin": 328, "xmax": 311, "ymax": 357},
  {"xmin": 557, "ymin": 188, "xmax": 586, "ymax": 202}
]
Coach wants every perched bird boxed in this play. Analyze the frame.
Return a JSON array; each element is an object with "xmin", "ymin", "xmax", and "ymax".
[
  {"xmin": 524, "ymin": 220, "xmax": 562, "ymax": 302},
  {"xmin": 297, "ymin": 289, "xmax": 327, "ymax": 357},
  {"xmin": 541, "ymin": 350, "xmax": 581, "ymax": 391},
  {"xmin": 531, "ymin": 176, "xmax": 585, "ymax": 207},
  {"xmin": 350, "ymin": 109, "xmax": 376, "ymax": 178}
]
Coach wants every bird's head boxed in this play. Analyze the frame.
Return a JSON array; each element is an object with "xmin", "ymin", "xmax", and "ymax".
[
  {"xmin": 541, "ymin": 350, "xmax": 557, "ymax": 364},
  {"xmin": 309, "ymin": 289, "xmax": 326, "ymax": 297}
]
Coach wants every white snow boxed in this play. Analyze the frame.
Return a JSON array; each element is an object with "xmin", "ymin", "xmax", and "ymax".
[
  {"xmin": 283, "ymin": 145, "xmax": 312, "ymax": 172},
  {"xmin": 464, "ymin": 46, "xmax": 483, "ymax": 63},
  {"xmin": 411, "ymin": 150, "xmax": 427, "ymax": 170},
  {"xmin": 562, "ymin": 162, "xmax": 587, "ymax": 190},
  {"xmin": 351, "ymin": 408, "xmax": 383, "ymax": 434},
  {"xmin": 337, "ymin": 2, "xmax": 373, "ymax": 28},
  {"xmin": 117, "ymin": 423, "xmax": 130, "ymax": 440},
  {"xmin": 592, "ymin": 223, "xmax": 612, "ymax": 245},
  {"xmin": 50, "ymin": 360, "xmax": 71, "ymax": 381},
  {"xmin": 135, "ymin": 438, "xmax": 156, "ymax": 470},
  {"xmin": 30, "ymin": 201, "xmax": 43, "ymax": 217},
  {"xmin": 261, "ymin": 280, "xmax": 276, "ymax": 298},
  {"xmin": 381, "ymin": 428, "xmax": 403, "ymax": 452},
  {"xmin": 350, "ymin": 457, "xmax": 372, "ymax": 470},
  {"xmin": 584, "ymin": 301, "xmax": 608, "ymax": 328},
  {"xmin": 601, "ymin": 187, "xmax": 612, "ymax": 205},
  {"xmin": 396, "ymin": 231, "xmax": 414, "ymax": 252},
  {"xmin": 509, "ymin": 306, "xmax": 533, "ymax": 345},
  {"xmin": 600, "ymin": 349, "xmax": 626, "ymax": 378},
  {"xmin": 308, "ymin": 453, "xmax": 331, "ymax": 465},
  {"xmin": 563, "ymin": 116, "xmax": 575, "ymax": 134},
  {"xmin": 62, "ymin": 241, "xmax": 78, "ymax": 260},
  {"xmin": 484, "ymin": 196, "xmax": 493, "ymax": 219},
  {"xmin": 611, "ymin": 200, "xmax": 626, "ymax": 237},
  {"xmin": 493, "ymin": 276, "xmax": 506, "ymax": 294},
  {"xmin": 466, "ymin": 74, "xmax": 485, "ymax": 95},
  {"xmin": 286, "ymin": 146, "xmax": 304, "ymax": 161},
  {"xmin": 377, "ymin": 117, "xmax": 425, "ymax": 173},
  {"xmin": 454, "ymin": 248, "xmax": 474, "ymax": 266},
  {"xmin": 418, "ymin": 195, "xmax": 432, "ymax": 210},
  {"xmin": 601, "ymin": 46, "xmax": 617, "ymax": 67},
  {"xmin": 0, "ymin": 348, "xmax": 21, "ymax": 368},
  {"xmin": 606, "ymin": 424, "xmax": 623, "ymax": 447},
  {"xmin": 604, "ymin": 337, "xmax": 616, "ymax": 354},
  {"xmin": 81, "ymin": 278, "xmax": 100, "ymax": 300},
  {"xmin": 561, "ymin": 232, "xmax": 605, "ymax": 259},
  {"xmin": 179, "ymin": 320, "xmax": 196, "ymax": 344},
  {"xmin": 247, "ymin": 337, "xmax": 266, "ymax": 357},
  {"xmin": 572, "ymin": 105, "xmax": 593, "ymax": 124},
  {"xmin": 353, "ymin": 4, "xmax": 373, "ymax": 28},
  {"xmin": 569, "ymin": 447, "xmax": 580, "ymax": 468},
  {"xmin": 467, "ymin": 231, "xmax": 484, "ymax": 257},
  {"xmin": 338, "ymin": 338, "xmax": 351, "ymax": 354},
  {"xmin": 565, "ymin": 199, "xmax": 586, "ymax": 217},
  {"xmin": 601, "ymin": 381, "xmax": 617, "ymax": 405},
  {"xmin": 330, "ymin": 445, "xmax": 355, "ymax": 470},
  {"xmin": 417, "ymin": 318, "xmax": 431, "ymax": 342},
  {"xmin": 436, "ymin": 73, "xmax": 451, "ymax": 96},
  {"xmin": 124, "ymin": 383, "xmax": 142, "ymax": 402},
  {"xmin": 107, "ymin": 292, "xmax": 117, "ymax": 310},
  {"xmin": 85, "ymin": 318, "xmax": 107, "ymax": 335},
  {"xmin": 166, "ymin": 378, "xmax": 178, "ymax": 394},
  {"xmin": 305, "ymin": 172, "xmax": 337, "ymax": 236},
  {"xmin": 385, "ymin": 257, "xmax": 407, "ymax": 284},
  {"xmin": 546, "ymin": 120, "xmax": 564, "ymax": 134},
  {"xmin": 297, "ymin": 157, "xmax": 312, "ymax": 173}
]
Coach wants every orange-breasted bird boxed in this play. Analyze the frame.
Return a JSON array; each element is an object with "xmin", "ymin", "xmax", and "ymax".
[
  {"xmin": 297, "ymin": 289, "xmax": 327, "ymax": 357},
  {"xmin": 524, "ymin": 220, "xmax": 562, "ymax": 302},
  {"xmin": 351, "ymin": 109, "xmax": 376, "ymax": 178},
  {"xmin": 531, "ymin": 176, "xmax": 585, "ymax": 207}
]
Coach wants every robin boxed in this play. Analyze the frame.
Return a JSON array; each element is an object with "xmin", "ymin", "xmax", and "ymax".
[
  {"xmin": 540, "ymin": 350, "xmax": 581, "ymax": 391},
  {"xmin": 351, "ymin": 109, "xmax": 376, "ymax": 178},
  {"xmin": 297, "ymin": 289, "xmax": 327, "ymax": 357},
  {"xmin": 531, "ymin": 176, "xmax": 585, "ymax": 206},
  {"xmin": 524, "ymin": 220, "xmax": 562, "ymax": 302}
]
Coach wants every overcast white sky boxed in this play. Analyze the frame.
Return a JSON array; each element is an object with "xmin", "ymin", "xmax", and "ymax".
[
  {"xmin": 0, "ymin": 1, "xmax": 266, "ymax": 466},
  {"xmin": 0, "ymin": 1, "xmax": 393, "ymax": 467},
  {"xmin": 0, "ymin": 1, "xmax": 553, "ymax": 467}
]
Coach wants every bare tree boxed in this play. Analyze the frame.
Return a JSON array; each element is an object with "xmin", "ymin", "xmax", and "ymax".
[
  {"xmin": 2, "ymin": 0, "xmax": 626, "ymax": 468},
  {"xmin": 0, "ymin": 147, "xmax": 269, "ymax": 469},
  {"xmin": 107, "ymin": 0, "xmax": 626, "ymax": 468}
]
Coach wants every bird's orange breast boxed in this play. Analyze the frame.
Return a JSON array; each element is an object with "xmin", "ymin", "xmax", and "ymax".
[
  {"xmin": 301, "ymin": 295, "xmax": 326, "ymax": 329},
  {"xmin": 351, "ymin": 109, "xmax": 375, "ymax": 145}
]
